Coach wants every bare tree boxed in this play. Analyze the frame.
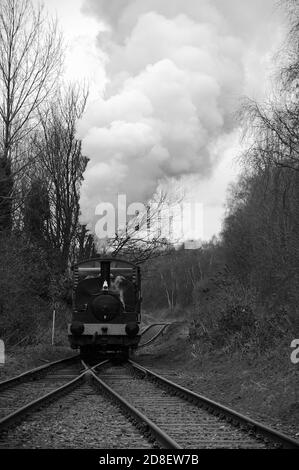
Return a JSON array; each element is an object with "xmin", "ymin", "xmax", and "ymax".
[
  {"xmin": 31, "ymin": 84, "xmax": 88, "ymax": 271},
  {"xmin": 239, "ymin": 1, "xmax": 299, "ymax": 175},
  {"xmin": 240, "ymin": 98, "xmax": 299, "ymax": 173},
  {"xmin": 101, "ymin": 190, "xmax": 182, "ymax": 264},
  {"xmin": 280, "ymin": 0, "xmax": 299, "ymax": 89},
  {"xmin": 76, "ymin": 224, "xmax": 97, "ymax": 261},
  {"xmin": 0, "ymin": 0, "xmax": 63, "ymax": 230}
]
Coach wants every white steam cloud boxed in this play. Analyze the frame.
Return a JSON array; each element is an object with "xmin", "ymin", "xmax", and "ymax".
[{"xmin": 78, "ymin": 0, "xmax": 283, "ymax": 228}]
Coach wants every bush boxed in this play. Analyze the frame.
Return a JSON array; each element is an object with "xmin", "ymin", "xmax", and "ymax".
[
  {"xmin": 0, "ymin": 232, "xmax": 70, "ymax": 345},
  {"xmin": 189, "ymin": 269, "xmax": 296, "ymax": 355},
  {"xmin": 217, "ymin": 304, "xmax": 255, "ymax": 336}
]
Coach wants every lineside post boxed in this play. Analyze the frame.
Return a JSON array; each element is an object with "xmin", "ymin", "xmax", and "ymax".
[{"xmin": 52, "ymin": 306, "xmax": 56, "ymax": 346}]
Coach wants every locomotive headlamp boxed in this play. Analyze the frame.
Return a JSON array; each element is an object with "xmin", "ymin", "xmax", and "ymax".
[
  {"xmin": 125, "ymin": 322, "xmax": 139, "ymax": 337},
  {"xmin": 70, "ymin": 321, "xmax": 84, "ymax": 336}
]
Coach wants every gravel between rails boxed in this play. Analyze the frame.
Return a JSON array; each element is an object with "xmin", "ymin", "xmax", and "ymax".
[
  {"xmin": 0, "ymin": 362, "xmax": 84, "ymax": 420},
  {"xmin": 0, "ymin": 383, "xmax": 153, "ymax": 449},
  {"xmin": 96, "ymin": 364, "xmax": 272, "ymax": 449}
]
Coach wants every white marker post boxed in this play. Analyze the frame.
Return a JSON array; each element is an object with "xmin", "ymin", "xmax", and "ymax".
[
  {"xmin": 290, "ymin": 339, "xmax": 299, "ymax": 404},
  {"xmin": 0, "ymin": 339, "xmax": 4, "ymax": 366},
  {"xmin": 51, "ymin": 307, "xmax": 56, "ymax": 346}
]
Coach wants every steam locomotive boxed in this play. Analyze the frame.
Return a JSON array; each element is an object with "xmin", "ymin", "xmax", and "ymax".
[{"xmin": 68, "ymin": 257, "xmax": 141, "ymax": 357}]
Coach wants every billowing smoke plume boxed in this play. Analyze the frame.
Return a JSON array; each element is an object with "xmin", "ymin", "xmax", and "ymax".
[{"xmin": 78, "ymin": 0, "xmax": 282, "ymax": 227}]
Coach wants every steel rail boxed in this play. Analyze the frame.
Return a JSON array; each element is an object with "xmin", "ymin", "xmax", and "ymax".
[
  {"xmin": 129, "ymin": 360, "xmax": 299, "ymax": 449},
  {"xmin": 139, "ymin": 324, "xmax": 171, "ymax": 348},
  {"xmin": 0, "ymin": 371, "xmax": 86, "ymax": 432},
  {"xmin": 140, "ymin": 323, "xmax": 173, "ymax": 336},
  {"xmin": 82, "ymin": 361, "xmax": 181, "ymax": 449},
  {"xmin": 80, "ymin": 358, "xmax": 110, "ymax": 372},
  {"xmin": 0, "ymin": 355, "xmax": 80, "ymax": 391},
  {"xmin": 0, "ymin": 359, "xmax": 114, "ymax": 435}
]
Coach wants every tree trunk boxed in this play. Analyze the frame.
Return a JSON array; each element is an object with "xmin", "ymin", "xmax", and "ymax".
[{"xmin": 0, "ymin": 155, "xmax": 13, "ymax": 231}]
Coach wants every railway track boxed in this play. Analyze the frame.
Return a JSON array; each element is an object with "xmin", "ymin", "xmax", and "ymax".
[
  {"xmin": 0, "ymin": 356, "xmax": 168, "ymax": 448},
  {"xmin": 0, "ymin": 355, "xmax": 84, "ymax": 432},
  {"xmin": 0, "ymin": 356, "xmax": 298, "ymax": 449},
  {"xmin": 92, "ymin": 360, "xmax": 299, "ymax": 449},
  {"xmin": 139, "ymin": 323, "xmax": 173, "ymax": 348}
]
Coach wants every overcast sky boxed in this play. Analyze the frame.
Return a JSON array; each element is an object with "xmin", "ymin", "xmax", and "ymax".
[{"xmin": 43, "ymin": 0, "xmax": 286, "ymax": 241}]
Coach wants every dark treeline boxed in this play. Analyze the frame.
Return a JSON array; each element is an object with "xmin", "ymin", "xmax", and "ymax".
[
  {"xmin": 0, "ymin": 0, "xmax": 96, "ymax": 345},
  {"xmin": 143, "ymin": 1, "xmax": 299, "ymax": 353}
]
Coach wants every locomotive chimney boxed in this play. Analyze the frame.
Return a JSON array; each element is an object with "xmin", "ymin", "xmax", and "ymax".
[{"xmin": 101, "ymin": 260, "xmax": 111, "ymax": 287}]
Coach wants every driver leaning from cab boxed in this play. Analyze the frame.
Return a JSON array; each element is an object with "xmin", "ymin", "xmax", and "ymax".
[{"xmin": 110, "ymin": 274, "xmax": 126, "ymax": 309}]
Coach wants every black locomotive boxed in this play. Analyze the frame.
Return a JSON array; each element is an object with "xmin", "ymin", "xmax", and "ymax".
[{"xmin": 68, "ymin": 257, "xmax": 141, "ymax": 357}]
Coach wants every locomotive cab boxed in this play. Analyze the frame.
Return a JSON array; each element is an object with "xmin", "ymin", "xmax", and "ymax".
[{"xmin": 68, "ymin": 258, "xmax": 141, "ymax": 357}]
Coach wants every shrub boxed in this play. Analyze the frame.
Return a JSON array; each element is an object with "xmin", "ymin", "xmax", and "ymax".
[{"xmin": 0, "ymin": 232, "xmax": 69, "ymax": 345}]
